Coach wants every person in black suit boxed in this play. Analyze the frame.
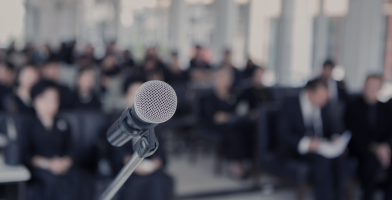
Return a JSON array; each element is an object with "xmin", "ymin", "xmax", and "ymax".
[
  {"xmin": 345, "ymin": 75, "xmax": 392, "ymax": 200},
  {"xmin": 277, "ymin": 78, "xmax": 346, "ymax": 200},
  {"xmin": 319, "ymin": 60, "xmax": 347, "ymax": 103},
  {"xmin": 71, "ymin": 68, "xmax": 101, "ymax": 110},
  {"xmin": 22, "ymin": 80, "xmax": 78, "ymax": 200}
]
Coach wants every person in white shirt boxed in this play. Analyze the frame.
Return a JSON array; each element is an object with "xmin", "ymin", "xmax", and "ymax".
[{"xmin": 277, "ymin": 78, "xmax": 347, "ymax": 200}]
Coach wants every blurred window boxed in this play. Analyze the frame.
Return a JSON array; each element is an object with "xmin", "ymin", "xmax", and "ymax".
[{"xmin": 0, "ymin": 0, "xmax": 24, "ymax": 48}]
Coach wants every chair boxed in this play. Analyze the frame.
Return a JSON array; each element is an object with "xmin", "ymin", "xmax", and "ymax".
[
  {"xmin": 257, "ymin": 105, "xmax": 358, "ymax": 200},
  {"xmin": 190, "ymin": 91, "xmax": 224, "ymax": 175}
]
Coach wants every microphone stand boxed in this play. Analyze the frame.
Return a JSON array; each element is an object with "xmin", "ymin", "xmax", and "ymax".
[{"xmin": 99, "ymin": 128, "xmax": 159, "ymax": 200}]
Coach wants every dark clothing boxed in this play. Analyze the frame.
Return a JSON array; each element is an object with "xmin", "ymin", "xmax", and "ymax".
[
  {"xmin": 238, "ymin": 86, "xmax": 272, "ymax": 110},
  {"xmin": 301, "ymin": 154, "xmax": 346, "ymax": 200},
  {"xmin": 0, "ymin": 85, "xmax": 12, "ymax": 110},
  {"xmin": 23, "ymin": 117, "xmax": 73, "ymax": 168},
  {"xmin": 241, "ymin": 63, "xmax": 258, "ymax": 79},
  {"xmin": 277, "ymin": 97, "xmax": 337, "ymax": 157},
  {"xmin": 346, "ymin": 98, "xmax": 392, "ymax": 154},
  {"xmin": 119, "ymin": 170, "xmax": 174, "ymax": 200},
  {"xmin": 101, "ymin": 66, "xmax": 121, "ymax": 76},
  {"xmin": 189, "ymin": 59, "xmax": 211, "ymax": 69},
  {"xmin": 345, "ymin": 97, "xmax": 392, "ymax": 200},
  {"xmin": 277, "ymin": 97, "xmax": 346, "ymax": 200},
  {"xmin": 2, "ymin": 93, "xmax": 35, "ymax": 115},
  {"xmin": 200, "ymin": 92, "xmax": 254, "ymax": 160},
  {"xmin": 22, "ymin": 116, "xmax": 77, "ymax": 200},
  {"xmin": 319, "ymin": 77, "xmax": 348, "ymax": 103},
  {"xmin": 166, "ymin": 70, "xmax": 189, "ymax": 85},
  {"xmin": 110, "ymin": 114, "xmax": 174, "ymax": 200},
  {"xmin": 229, "ymin": 67, "xmax": 242, "ymax": 89},
  {"xmin": 70, "ymin": 91, "xmax": 101, "ymax": 110}
]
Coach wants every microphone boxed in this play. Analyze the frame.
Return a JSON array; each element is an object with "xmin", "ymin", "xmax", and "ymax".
[
  {"xmin": 100, "ymin": 80, "xmax": 177, "ymax": 200},
  {"xmin": 106, "ymin": 80, "xmax": 177, "ymax": 147}
]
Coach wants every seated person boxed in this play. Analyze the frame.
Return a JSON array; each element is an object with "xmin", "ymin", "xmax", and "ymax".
[
  {"xmin": 166, "ymin": 52, "xmax": 189, "ymax": 85},
  {"xmin": 277, "ymin": 78, "xmax": 346, "ymax": 200},
  {"xmin": 202, "ymin": 69, "xmax": 253, "ymax": 179},
  {"xmin": 219, "ymin": 50, "xmax": 241, "ymax": 89},
  {"xmin": 4, "ymin": 65, "xmax": 40, "ymax": 115},
  {"xmin": 71, "ymin": 67, "xmax": 101, "ymax": 110},
  {"xmin": 40, "ymin": 60, "xmax": 73, "ymax": 109},
  {"xmin": 111, "ymin": 77, "xmax": 174, "ymax": 200},
  {"xmin": 22, "ymin": 80, "xmax": 78, "ymax": 200},
  {"xmin": 238, "ymin": 66, "xmax": 272, "ymax": 120},
  {"xmin": 345, "ymin": 75, "xmax": 392, "ymax": 200}
]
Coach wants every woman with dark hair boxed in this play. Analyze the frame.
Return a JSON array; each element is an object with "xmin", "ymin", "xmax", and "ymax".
[
  {"xmin": 4, "ymin": 65, "xmax": 40, "ymax": 114},
  {"xmin": 23, "ymin": 80, "xmax": 78, "ymax": 200},
  {"xmin": 71, "ymin": 67, "xmax": 101, "ymax": 110}
]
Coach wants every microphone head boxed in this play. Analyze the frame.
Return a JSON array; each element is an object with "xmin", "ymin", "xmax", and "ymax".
[{"xmin": 134, "ymin": 81, "xmax": 177, "ymax": 124}]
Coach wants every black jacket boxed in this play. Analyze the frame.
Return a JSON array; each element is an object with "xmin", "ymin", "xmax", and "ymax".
[
  {"xmin": 277, "ymin": 97, "xmax": 337, "ymax": 157},
  {"xmin": 345, "ymin": 97, "xmax": 392, "ymax": 155}
]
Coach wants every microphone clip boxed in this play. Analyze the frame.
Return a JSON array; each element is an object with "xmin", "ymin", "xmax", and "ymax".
[{"xmin": 133, "ymin": 128, "xmax": 159, "ymax": 158}]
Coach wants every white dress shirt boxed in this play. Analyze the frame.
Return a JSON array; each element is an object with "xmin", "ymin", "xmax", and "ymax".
[{"xmin": 298, "ymin": 90, "xmax": 323, "ymax": 154}]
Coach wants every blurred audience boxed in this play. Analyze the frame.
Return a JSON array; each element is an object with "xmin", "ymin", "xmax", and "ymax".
[
  {"xmin": 346, "ymin": 75, "xmax": 392, "ymax": 200},
  {"xmin": 0, "ymin": 38, "xmax": 391, "ymax": 200},
  {"xmin": 277, "ymin": 78, "xmax": 346, "ymax": 200}
]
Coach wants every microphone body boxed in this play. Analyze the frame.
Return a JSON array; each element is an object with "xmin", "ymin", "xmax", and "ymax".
[
  {"xmin": 107, "ymin": 104, "xmax": 157, "ymax": 147},
  {"xmin": 106, "ymin": 80, "xmax": 177, "ymax": 147}
]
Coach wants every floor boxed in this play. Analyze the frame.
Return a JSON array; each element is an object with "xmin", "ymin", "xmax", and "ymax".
[
  {"xmin": 166, "ymin": 152, "xmax": 315, "ymax": 200},
  {"xmin": 165, "ymin": 150, "xmax": 388, "ymax": 200}
]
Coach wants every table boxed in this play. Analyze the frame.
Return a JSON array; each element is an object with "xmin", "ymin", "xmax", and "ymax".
[{"xmin": 0, "ymin": 156, "xmax": 31, "ymax": 200}]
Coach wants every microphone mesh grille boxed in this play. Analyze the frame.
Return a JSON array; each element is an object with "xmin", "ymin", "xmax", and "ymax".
[{"xmin": 134, "ymin": 81, "xmax": 177, "ymax": 123}]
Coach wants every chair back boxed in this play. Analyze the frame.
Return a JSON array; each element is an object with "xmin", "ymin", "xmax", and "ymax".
[{"xmin": 258, "ymin": 105, "xmax": 280, "ymax": 155}]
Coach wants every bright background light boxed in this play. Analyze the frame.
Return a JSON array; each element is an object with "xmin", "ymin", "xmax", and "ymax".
[{"xmin": 0, "ymin": 0, "xmax": 25, "ymax": 48}]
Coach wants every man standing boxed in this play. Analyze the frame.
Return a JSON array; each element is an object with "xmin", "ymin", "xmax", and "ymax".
[{"xmin": 319, "ymin": 60, "xmax": 347, "ymax": 103}]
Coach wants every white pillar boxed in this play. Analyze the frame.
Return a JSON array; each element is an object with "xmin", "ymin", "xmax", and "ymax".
[
  {"xmin": 169, "ymin": 0, "xmax": 190, "ymax": 69},
  {"xmin": 276, "ymin": 0, "xmax": 314, "ymax": 86},
  {"xmin": 313, "ymin": 0, "xmax": 329, "ymax": 72},
  {"xmin": 342, "ymin": 0, "xmax": 385, "ymax": 91},
  {"xmin": 211, "ymin": 0, "xmax": 238, "ymax": 64}
]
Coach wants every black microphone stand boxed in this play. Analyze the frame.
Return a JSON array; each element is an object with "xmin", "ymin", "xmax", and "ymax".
[{"xmin": 99, "ymin": 128, "xmax": 159, "ymax": 200}]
